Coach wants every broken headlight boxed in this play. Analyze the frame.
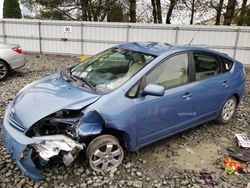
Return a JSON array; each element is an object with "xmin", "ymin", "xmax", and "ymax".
[{"xmin": 25, "ymin": 110, "xmax": 83, "ymax": 139}]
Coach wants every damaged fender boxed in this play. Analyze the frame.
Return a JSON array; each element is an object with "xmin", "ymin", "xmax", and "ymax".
[{"xmin": 76, "ymin": 110, "xmax": 104, "ymax": 137}]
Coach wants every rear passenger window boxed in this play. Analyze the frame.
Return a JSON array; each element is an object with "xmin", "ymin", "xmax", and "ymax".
[
  {"xmin": 194, "ymin": 53, "xmax": 222, "ymax": 81},
  {"xmin": 221, "ymin": 57, "xmax": 233, "ymax": 72}
]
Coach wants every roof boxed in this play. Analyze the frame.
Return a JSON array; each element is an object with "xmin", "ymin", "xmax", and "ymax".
[
  {"xmin": 117, "ymin": 42, "xmax": 173, "ymax": 56},
  {"xmin": 116, "ymin": 42, "xmax": 232, "ymax": 60}
]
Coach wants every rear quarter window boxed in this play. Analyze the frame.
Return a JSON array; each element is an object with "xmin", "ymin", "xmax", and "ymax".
[{"xmin": 221, "ymin": 57, "xmax": 234, "ymax": 72}]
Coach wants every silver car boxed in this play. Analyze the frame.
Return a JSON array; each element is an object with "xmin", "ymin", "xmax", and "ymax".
[{"xmin": 0, "ymin": 43, "xmax": 26, "ymax": 80}]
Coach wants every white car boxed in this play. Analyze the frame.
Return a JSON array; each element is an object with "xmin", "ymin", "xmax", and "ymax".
[{"xmin": 0, "ymin": 43, "xmax": 26, "ymax": 80}]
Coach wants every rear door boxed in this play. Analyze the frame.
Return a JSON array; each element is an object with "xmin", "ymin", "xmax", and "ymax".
[{"xmin": 191, "ymin": 51, "xmax": 231, "ymax": 121}]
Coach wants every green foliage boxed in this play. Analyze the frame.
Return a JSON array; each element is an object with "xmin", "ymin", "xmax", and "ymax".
[
  {"xmin": 107, "ymin": 3, "xmax": 124, "ymax": 22},
  {"xmin": 3, "ymin": 0, "xmax": 22, "ymax": 18},
  {"xmin": 243, "ymin": 8, "xmax": 250, "ymax": 26}
]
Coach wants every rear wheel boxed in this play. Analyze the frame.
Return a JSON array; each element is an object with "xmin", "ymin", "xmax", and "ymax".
[
  {"xmin": 87, "ymin": 135, "xmax": 124, "ymax": 171},
  {"xmin": 217, "ymin": 96, "xmax": 237, "ymax": 124},
  {"xmin": 0, "ymin": 60, "xmax": 10, "ymax": 81}
]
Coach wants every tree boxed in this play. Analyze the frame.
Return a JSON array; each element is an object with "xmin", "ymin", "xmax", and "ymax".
[
  {"xmin": 223, "ymin": 0, "xmax": 237, "ymax": 25},
  {"xmin": 244, "ymin": 7, "xmax": 250, "ymax": 25},
  {"xmin": 156, "ymin": 0, "xmax": 162, "ymax": 23},
  {"xmin": 107, "ymin": 2, "xmax": 124, "ymax": 22},
  {"xmin": 129, "ymin": 0, "xmax": 136, "ymax": 22},
  {"xmin": 3, "ymin": 0, "xmax": 22, "ymax": 18},
  {"xmin": 190, "ymin": 0, "xmax": 195, "ymax": 24},
  {"xmin": 151, "ymin": 0, "xmax": 157, "ymax": 23},
  {"xmin": 23, "ymin": 0, "xmax": 124, "ymax": 22},
  {"xmin": 151, "ymin": 0, "xmax": 162, "ymax": 23},
  {"xmin": 166, "ymin": 0, "xmax": 178, "ymax": 24},
  {"xmin": 213, "ymin": 0, "xmax": 224, "ymax": 25},
  {"xmin": 237, "ymin": 0, "xmax": 248, "ymax": 25}
]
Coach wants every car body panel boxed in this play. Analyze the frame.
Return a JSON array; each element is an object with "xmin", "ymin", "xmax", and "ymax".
[
  {"xmin": 2, "ymin": 103, "xmax": 44, "ymax": 180},
  {"xmin": 0, "ymin": 43, "xmax": 26, "ymax": 69},
  {"xmin": 12, "ymin": 73, "xmax": 101, "ymax": 129},
  {"xmin": 2, "ymin": 42, "xmax": 246, "ymax": 180}
]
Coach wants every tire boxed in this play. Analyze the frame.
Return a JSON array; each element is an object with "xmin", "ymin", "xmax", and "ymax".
[
  {"xmin": 87, "ymin": 135, "xmax": 124, "ymax": 172},
  {"xmin": 0, "ymin": 60, "xmax": 10, "ymax": 81},
  {"xmin": 217, "ymin": 96, "xmax": 237, "ymax": 124}
]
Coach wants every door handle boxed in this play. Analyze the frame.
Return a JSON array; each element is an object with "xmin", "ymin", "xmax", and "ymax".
[
  {"xmin": 182, "ymin": 92, "xmax": 192, "ymax": 100},
  {"xmin": 222, "ymin": 81, "xmax": 229, "ymax": 87}
]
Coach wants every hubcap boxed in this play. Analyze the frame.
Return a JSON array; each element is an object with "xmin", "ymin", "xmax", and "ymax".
[
  {"xmin": 0, "ymin": 64, "xmax": 7, "ymax": 79},
  {"xmin": 90, "ymin": 143, "xmax": 123, "ymax": 171},
  {"xmin": 222, "ymin": 99, "xmax": 235, "ymax": 121}
]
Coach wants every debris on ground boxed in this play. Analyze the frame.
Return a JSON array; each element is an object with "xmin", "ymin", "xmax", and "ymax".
[
  {"xmin": 235, "ymin": 133, "xmax": 250, "ymax": 148},
  {"xmin": 227, "ymin": 146, "xmax": 250, "ymax": 163},
  {"xmin": 200, "ymin": 171, "xmax": 217, "ymax": 186},
  {"xmin": 224, "ymin": 157, "xmax": 246, "ymax": 174}
]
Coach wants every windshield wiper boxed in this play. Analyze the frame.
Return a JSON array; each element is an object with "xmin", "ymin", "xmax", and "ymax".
[{"xmin": 69, "ymin": 70, "xmax": 97, "ymax": 93}]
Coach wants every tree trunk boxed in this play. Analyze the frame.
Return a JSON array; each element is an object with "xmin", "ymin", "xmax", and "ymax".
[
  {"xmin": 166, "ymin": 0, "xmax": 177, "ymax": 24},
  {"xmin": 151, "ymin": 0, "xmax": 157, "ymax": 23},
  {"xmin": 190, "ymin": 0, "xmax": 195, "ymax": 24},
  {"xmin": 80, "ymin": 0, "xmax": 88, "ymax": 21},
  {"xmin": 223, "ymin": 0, "xmax": 237, "ymax": 25},
  {"xmin": 215, "ymin": 0, "xmax": 224, "ymax": 25},
  {"xmin": 237, "ymin": 0, "xmax": 248, "ymax": 25},
  {"xmin": 156, "ymin": 0, "xmax": 162, "ymax": 23},
  {"xmin": 129, "ymin": 0, "xmax": 136, "ymax": 22}
]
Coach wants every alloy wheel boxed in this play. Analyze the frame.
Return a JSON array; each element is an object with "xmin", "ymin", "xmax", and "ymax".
[
  {"xmin": 89, "ymin": 142, "xmax": 123, "ymax": 171},
  {"xmin": 222, "ymin": 98, "xmax": 236, "ymax": 121}
]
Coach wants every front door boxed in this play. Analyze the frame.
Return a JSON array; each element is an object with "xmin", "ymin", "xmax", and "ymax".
[{"xmin": 135, "ymin": 53, "xmax": 196, "ymax": 147}]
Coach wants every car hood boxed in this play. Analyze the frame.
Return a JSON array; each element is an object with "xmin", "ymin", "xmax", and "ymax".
[{"xmin": 11, "ymin": 72, "xmax": 101, "ymax": 129}]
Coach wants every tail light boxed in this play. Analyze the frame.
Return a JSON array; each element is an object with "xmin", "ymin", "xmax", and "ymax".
[{"xmin": 12, "ymin": 47, "xmax": 23, "ymax": 54}]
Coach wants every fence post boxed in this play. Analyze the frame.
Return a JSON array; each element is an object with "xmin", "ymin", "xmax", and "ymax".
[
  {"xmin": 233, "ymin": 28, "xmax": 240, "ymax": 58},
  {"xmin": 126, "ymin": 24, "xmax": 131, "ymax": 42},
  {"xmin": 81, "ymin": 23, "xmax": 83, "ymax": 55},
  {"xmin": 2, "ymin": 20, "xmax": 6, "ymax": 44},
  {"xmin": 175, "ymin": 26, "xmax": 179, "ymax": 44},
  {"xmin": 38, "ymin": 21, "xmax": 42, "ymax": 54}
]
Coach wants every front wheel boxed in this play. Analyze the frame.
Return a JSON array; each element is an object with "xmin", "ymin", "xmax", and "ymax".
[
  {"xmin": 217, "ymin": 96, "xmax": 237, "ymax": 124},
  {"xmin": 87, "ymin": 135, "xmax": 124, "ymax": 171}
]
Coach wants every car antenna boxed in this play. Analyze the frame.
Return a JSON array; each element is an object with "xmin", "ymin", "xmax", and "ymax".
[{"xmin": 188, "ymin": 28, "xmax": 201, "ymax": 45}]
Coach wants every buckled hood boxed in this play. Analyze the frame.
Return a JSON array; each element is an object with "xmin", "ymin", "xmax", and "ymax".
[{"xmin": 11, "ymin": 72, "xmax": 101, "ymax": 129}]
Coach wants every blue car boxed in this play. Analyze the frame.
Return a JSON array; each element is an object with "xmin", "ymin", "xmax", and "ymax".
[{"xmin": 2, "ymin": 42, "xmax": 246, "ymax": 180}]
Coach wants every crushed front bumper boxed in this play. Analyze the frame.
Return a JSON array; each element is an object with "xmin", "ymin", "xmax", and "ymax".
[
  {"xmin": 2, "ymin": 104, "xmax": 84, "ymax": 181},
  {"xmin": 2, "ymin": 109, "xmax": 43, "ymax": 180}
]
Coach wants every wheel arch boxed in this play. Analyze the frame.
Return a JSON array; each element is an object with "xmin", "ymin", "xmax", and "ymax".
[
  {"xmin": 232, "ymin": 93, "xmax": 240, "ymax": 106},
  {"xmin": 0, "ymin": 58, "xmax": 11, "ymax": 70},
  {"xmin": 102, "ymin": 128, "xmax": 131, "ymax": 151}
]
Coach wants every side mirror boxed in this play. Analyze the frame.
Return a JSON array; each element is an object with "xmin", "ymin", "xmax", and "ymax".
[{"xmin": 143, "ymin": 84, "xmax": 165, "ymax": 97}]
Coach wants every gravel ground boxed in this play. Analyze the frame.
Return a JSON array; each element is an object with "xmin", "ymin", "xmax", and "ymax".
[{"xmin": 0, "ymin": 54, "xmax": 249, "ymax": 188}]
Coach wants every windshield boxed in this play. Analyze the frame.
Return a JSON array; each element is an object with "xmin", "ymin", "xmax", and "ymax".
[{"xmin": 70, "ymin": 48, "xmax": 155, "ymax": 93}]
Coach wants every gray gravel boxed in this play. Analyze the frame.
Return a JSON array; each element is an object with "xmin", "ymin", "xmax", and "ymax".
[{"xmin": 0, "ymin": 54, "xmax": 249, "ymax": 188}]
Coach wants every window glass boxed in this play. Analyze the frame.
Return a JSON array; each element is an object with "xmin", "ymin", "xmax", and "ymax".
[
  {"xmin": 127, "ymin": 81, "xmax": 141, "ymax": 98},
  {"xmin": 145, "ymin": 53, "xmax": 189, "ymax": 89},
  {"xmin": 221, "ymin": 57, "xmax": 233, "ymax": 71},
  {"xmin": 71, "ymin": 48, "xmax": 155, "ymax": 93},
  {"xmin": 194, "ymin": 53, "xmax": 222, "ymax": 81}
]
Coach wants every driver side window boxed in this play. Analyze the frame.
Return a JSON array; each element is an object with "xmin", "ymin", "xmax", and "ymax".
[{"xmin": 145, "ymin": 53, "xmax": 189, "ymax": 89}]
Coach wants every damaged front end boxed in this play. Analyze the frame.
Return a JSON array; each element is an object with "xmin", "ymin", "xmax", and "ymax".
[{"xmin": 2, "ymin": 105, "xmax": 103, "ymax": 181}]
